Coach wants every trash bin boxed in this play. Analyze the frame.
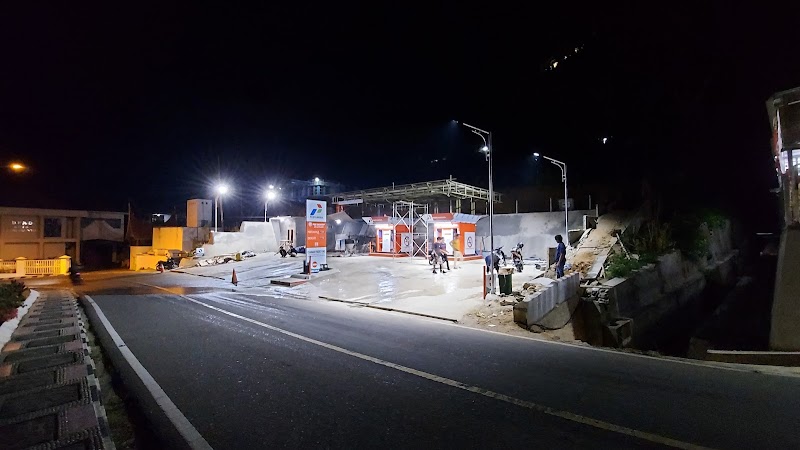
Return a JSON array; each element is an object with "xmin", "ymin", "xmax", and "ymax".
[
  {"xmin": 498, "ymin": 268, "xmax": 513, "ymax": 295},
  {"xmin": 498, "ymin": 274, "xmax": 512, "ymax": 295}
]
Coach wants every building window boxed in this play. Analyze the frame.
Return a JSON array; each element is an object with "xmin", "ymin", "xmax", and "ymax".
[
  {"xmin": 105, "ymin": 219, "xmax": 122, "ymax": 229},
  {"xmin": 44, "ymin": 218, "xmax": 62, "ymax": 238}
]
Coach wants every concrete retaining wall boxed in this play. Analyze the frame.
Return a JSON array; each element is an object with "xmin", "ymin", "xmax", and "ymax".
[
  {"xmin": 476, "ymin": 211, "xmax": 594, "ymax": 259},
  {"xmin": 513, "ymin": 273, "xmax": 581, "ymax": 327},
  {"xmin": 203, "ymin": 221, "xmax": 278, "ymax": 257},
  {"xmin": 605, "ymin": 244, "xmax": 739, "ymax": 348}
]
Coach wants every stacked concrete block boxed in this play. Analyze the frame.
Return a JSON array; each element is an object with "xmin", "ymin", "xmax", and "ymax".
[{"xmin": 515, "ymin": 273, "xmax": 581, "ymax": 326}]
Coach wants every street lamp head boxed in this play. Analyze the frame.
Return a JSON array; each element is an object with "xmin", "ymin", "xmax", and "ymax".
[
  {"xmin": 481, "ymin": 146, "xmax": 489, "ymax": 153},
  {"xmin": 8, "ymin": 162, "xmax": 26, "ymax": 172},
  {"xmin": 266, "ymin": 191, "xmax": 277, "ymax": 200},
  {"xmin": 533, "ymin": 152, "xmax": 540, "ymax": 157},
  {"xmin": 216, "ymin": 184, "xmax": 229, "ymax": 195}
]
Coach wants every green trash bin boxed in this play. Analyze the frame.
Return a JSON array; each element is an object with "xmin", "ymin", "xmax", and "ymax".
[{"xmin": 498, "ymin": 272, "xmax": 513, "ymax": 295}]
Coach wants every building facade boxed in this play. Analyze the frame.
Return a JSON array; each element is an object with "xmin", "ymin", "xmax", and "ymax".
[
  {"xmin": 286, "ymin": 178, "xmax": 347, "ymax": 202},
  {"xmin": 0, "ymin": 207, "xmax": 126, "ymax": 264}
]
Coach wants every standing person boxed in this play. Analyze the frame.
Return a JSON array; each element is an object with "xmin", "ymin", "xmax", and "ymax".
[
  {"xmin": 554, "ymin": 234, "xmax": 567, "ymax": 278},
  {"xmin": 450, "ymin": 233, "xmax": 463, "ymax": 269}
]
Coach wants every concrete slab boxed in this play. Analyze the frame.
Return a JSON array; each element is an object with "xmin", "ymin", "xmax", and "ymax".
[
  {"xmin": 0, "ymin": 382, "xmax": 82, "ymax": 418},
  {"xmin": 0, "ymin": 414, "xmax": 58, "ymax": 449}
]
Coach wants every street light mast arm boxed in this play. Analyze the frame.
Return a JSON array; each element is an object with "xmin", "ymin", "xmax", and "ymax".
[
  {"xmin": 461, "ymin": 122, "xmax": 490, "ymax": 135},
  {"xmin": 470, "ymin": 130, "xmax": 488, "ymax": 147}
]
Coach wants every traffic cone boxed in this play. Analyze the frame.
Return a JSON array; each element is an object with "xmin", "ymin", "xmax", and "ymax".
[{"xmin": 231, "ymin": 269, "xmax": 238, "ymax": 286}]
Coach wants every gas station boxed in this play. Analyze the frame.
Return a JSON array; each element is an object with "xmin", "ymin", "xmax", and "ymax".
[{"xmin": 332, "ymin": 177, "xmax": 501, "ymax": 259}]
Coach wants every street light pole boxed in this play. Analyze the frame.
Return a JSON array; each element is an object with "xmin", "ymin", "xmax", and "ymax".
[
  {"xmin": 264, "ymin": 189, "xmax": 277, "ymax": 222},
  {"xmin": 535, "ymin": 153, "xmax": 569, "ymax": 246},
  {"xmin": 461, "ymin": 122, "xmax": 496, "ymax": 294},
  {"xmin": 214, "ymin": 184, "xmax": 229, "ymax": 233}
]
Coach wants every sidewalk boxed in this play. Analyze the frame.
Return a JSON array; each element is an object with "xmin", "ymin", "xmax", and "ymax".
[{"xmin": 0, "ymin": 290, "xmax": 114, "ymax": 450}]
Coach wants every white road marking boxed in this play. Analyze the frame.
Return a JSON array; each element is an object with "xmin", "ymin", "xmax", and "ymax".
[{"xmin": 139, "ymin": 283, "xmax": 713, "ymax": 450}]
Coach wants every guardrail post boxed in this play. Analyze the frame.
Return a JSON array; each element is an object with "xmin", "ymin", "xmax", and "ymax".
[
  {"xmin": 15, "ymin": 257, "xmax": 26, "ymax": 276},
  {"xmin": 58, "ymin": 255, "xmax": 71, "ymax": 275}
]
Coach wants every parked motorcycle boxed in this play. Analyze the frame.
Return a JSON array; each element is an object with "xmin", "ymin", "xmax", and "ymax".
[
  {"xmin": 511, "ymin": 243, "xmax": 524, "ymax": 272},
  {"xmin": 156, "ymin": 257, "xmax": 179, "ymax": 272},
  {"xmin": 68, "ymin": 265, "xmax": 83, "ymax": 285},
  {"xmin": 279, "ymin": 246, "xmax": 298, "ymax": 258},
  {"xmin": 485, "ymin": 247, "xmax": 507, "ymax": 271}
]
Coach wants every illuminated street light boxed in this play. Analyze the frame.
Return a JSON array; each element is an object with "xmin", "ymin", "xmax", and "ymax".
[
  {"xmin": 8, "ymin": 162, "xmax": 26, "ymax": 173},
  {"xmin": 533, "ymin": 153, "xmax": 569, "ymax": 246},
  {"xmin": 264, "ymin": 189, "xmax": 278, "ymax": 222},
  {"xmin": 314, "ymin": 177, "xmax": 320, "ymax": 183},
  {"xmin": 214, "ymin": 184, "xmax": 230, "ymax": 232},
  {"xmin": 460, "ymin": 121, "xmax": 496, "ymax": 294}
]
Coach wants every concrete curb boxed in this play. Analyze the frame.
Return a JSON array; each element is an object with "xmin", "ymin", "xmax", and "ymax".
[
  {"xmin": 318, "ymin": 296, "xmax": 459, "ymax": 323},
  {"xmin": 0, "ymin": 289, "xmax": 40, "ymax": 350},
  {"xmin": 76, "ymin": 299, "xmax": 116, "ymax": 450},
  {"xmin": 80, "ymin": 294, "xmax": 213, "ymax": 450}
]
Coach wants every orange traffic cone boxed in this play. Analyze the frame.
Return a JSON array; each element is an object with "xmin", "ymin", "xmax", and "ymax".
[{"xmin": 231, "ymin": 269, "xmax": 238, "ymax": 286}]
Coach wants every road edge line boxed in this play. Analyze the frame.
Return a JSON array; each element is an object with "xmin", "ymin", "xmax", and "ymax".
[
  {"xmin": 318, "ymin": 295, "xmax": 459, "ymax": 322},
  {"xmin": 79, "ymin": 294, "xmax": 213, "ymax": 450}
]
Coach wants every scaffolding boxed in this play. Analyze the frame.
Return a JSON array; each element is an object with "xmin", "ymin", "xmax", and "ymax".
[{"xmin": 392, "ymin": 201, "xmax": 430, "ymax": 257}]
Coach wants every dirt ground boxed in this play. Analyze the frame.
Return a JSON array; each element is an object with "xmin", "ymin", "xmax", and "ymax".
[{"xmin": 460, "ymin": 293, "xmax": 579, "ymax": 342}]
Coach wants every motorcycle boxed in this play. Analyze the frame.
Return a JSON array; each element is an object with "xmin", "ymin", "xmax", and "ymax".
[
  {"xmin": 279, "ymin": 246, "xmax": 298, "ymax": 258},
  {"xmin": 156, "ymin": 257, "xmax": 179, "ymax": 272},
  {"xmin": 68, "ymin": 265, "xmax": 83, "ymax": 285},
  {"xmin": 486, "ymin": 247, "xmax": 507, "ymax": 271},
  {"xmin": 511, "ymin": 243, "xmax": 524, "ymax": 272}
]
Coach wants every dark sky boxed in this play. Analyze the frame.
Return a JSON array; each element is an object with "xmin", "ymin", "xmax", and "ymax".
[{"xmin": 1, "ymin": 3, "xmax": 799, "ymax": 225}]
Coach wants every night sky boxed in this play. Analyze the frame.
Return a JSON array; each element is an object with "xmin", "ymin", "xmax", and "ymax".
[{"xmin": 1, "ymin": 3, "xmax": 798, "ymax": 228}]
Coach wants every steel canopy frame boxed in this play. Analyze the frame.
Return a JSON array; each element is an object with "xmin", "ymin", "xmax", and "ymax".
[{"xmin": 333, "ymin": 177, "xmax": 502, "ymax": 205}]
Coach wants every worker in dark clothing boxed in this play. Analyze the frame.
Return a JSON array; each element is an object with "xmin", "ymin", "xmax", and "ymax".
[{"xmin": 554, "ymin": 234, "xmax": 566, "ymax": 278}]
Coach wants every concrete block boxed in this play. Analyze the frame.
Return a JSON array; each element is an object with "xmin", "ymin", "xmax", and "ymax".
[
  {"xmin": 513, "ymin": 299, "xmax": 528, "ymax": 324},
  {"xmin": 658, "ymin": 251, "xmax": 684, "ymax": 292},
  {"xmin": 633, "ymin": 266, "xmax": 662, "ymax": 307},
  {"xmin": 527, "ymin": 286, "xmax": 559, "ymax": 324},
  {"xmin": 605, "ymin": 277, "xmax": 637, "ymax": 317},
  {"xmin": 537, "ymin": 295, "xmax": 580, "ymax": 330}
]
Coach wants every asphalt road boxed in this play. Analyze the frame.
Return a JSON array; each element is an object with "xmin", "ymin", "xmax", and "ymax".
[{"xmin": 61, "ymin": 271, "xmax": 800, "ymax": 449}]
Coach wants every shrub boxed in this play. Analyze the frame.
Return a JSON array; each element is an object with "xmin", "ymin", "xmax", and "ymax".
[
  {"xmin": 605, "ymin": 253, "xmax": 646, "ymax": 279},
  {"xmin": 0, "ymin": 280, "xmax": 26, "ymax": 321},
  {"xmin": 671, "ymin": 214, "xmax": 711, "ymax": 261},
  {"xmin": 631, "ymin": 220, "xmax": 673, "ymax": 256}
]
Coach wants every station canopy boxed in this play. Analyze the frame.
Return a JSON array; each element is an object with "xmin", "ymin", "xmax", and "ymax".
[{"xmin": 332, "ymin": 177, "xmax": 502, "ymax": 205}]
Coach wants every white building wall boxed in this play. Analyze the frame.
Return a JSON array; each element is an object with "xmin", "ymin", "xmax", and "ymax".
[
  {"xmin": 187, "ymin": 199, "xmax": 213, "ymax": 228},
  {"xmin": 201, "ymin": 221, "xmax": 279, "ymax": 257}
]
